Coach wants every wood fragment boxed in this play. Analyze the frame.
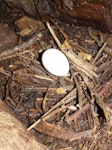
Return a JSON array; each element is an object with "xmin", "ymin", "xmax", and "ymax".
[
  {"xmin": 66, "ymin": 79, "xmax": 112, "ymax": 123},
  {"xmin": 34, "ymin": 121, "xmax": 95, "ymax": 141},
  {"xmin": 13, "ymin": 72, "xmax": 53, "ymax": 82},
  {"xmin": 73, "ymin": 74, "xmax": 83, "ymax": 109},
  {"xmin": 66, "ymin": 98, "xmax": 95, "ymax": 124},
  {"xmin": 0, "ymin": 32, "xmax": 40, "ymax": 61},
  {"xmin": 0, "ymin": 67, "xmax": 11, "ymax": 76},
  {"xmin": 27, "ymin": 88, "xmax": 77, "ymax": 131},
  {"xmin": 42, "ymin": 87, "xmax": 50, "ymax": 113},
  {"xmin": 92, "ymin": 42, "xmax": 107, "ymax": 65},
  {"xmin": 57, "ymin": 147, "xmax": 72, "ymax": 150},
  {"xmin": 49, "ymin": 18, "xmax": 88, "ymax": 53},
  {"xmin": 46, "ymin": 22, "xmax": 98, "ymax": 78},
  {"xmin": 88, "ymin": 27, "xmax": 103, "ymax": 47}
]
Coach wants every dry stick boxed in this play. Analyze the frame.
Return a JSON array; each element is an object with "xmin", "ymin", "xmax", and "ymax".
[
  {"xmin": 73, "ymin": 75, "xmax": 83, "ymax": 110},
  {"xmin": 46, "ymin": 22, "xmax": 62, "ymax": 49},
  {"xmin": 19, "ymin": 55, "xmax": 40, "ymax": 65},
  {"xmin": 0, "ymin": 33, "xmax": 40, "ymax": 60},
  {"xmin": 49, "ymin": 18, "xmax": 71, "ymax": 44},
  {"xmin": 49, "ymin": 18, "xmax": 88, "ymax": 53},
  {"xmin": 18, "ymin": 55, "xmax": 58, "ymax": 83},
  {"xmin": 67, "ymin": 78, "xmax": 112, "ymax": 124},
  {"xmin": 42, "ymin": 87, "xmax": 50, "ymax": 113},
  {"xmin": 46, "ymin": 22, "xmax": 97, "ymax": 78},
  {"xmin": 80, "ymin": 72, "xmax": 94, "ymax": 99},
  {"xmin": 42, "ymin": 107, "xmax": 65, "ymax": 121},
  {"xmin": 0, "ymin": 49, "xmax": 36, "ymax": 62},
  {"xmin": 92, "ymin": 42, "xmax": 107, "ymax": 65},
  {"xmin": 57, "ymin": 147, "xmax": 72, "ymax": 150},
  {"xmin": 27, "ymin": 88, "xmax": 77, "ymax": 131},
  {"xmin": 88, "ymin": 131, "xmax": 100, "ymax": 150},
  {"xmin": 0, "ymin": 67, "xmax": 11, "ymax": 76},
  {"xmin": 13, "ymin": 72, "xmax": 53, "ymax": 82},
  {"xmin": 66, "ymin": 98, "xmax": 95, "ymax": 124}
]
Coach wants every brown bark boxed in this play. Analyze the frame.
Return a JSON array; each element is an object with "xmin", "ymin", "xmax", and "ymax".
[{"xmin": 0, "ymin": 100, "xmax": 48, "ymax": 150}]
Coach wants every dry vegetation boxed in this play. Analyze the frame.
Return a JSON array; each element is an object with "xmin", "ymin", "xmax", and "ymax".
[{"xmin": 0, "ymin": 15, "xmax": 112, "ymax": 150}]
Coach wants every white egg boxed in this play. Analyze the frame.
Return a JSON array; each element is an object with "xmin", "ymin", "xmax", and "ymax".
[{"xmin": 41, "ymin": 48, "xmax": 69, "ymax": 76}]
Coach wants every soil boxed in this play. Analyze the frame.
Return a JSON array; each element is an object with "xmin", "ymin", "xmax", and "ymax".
[{"xmin": 0, "ymin": 3, "xmax": 112, "ymax": 150}]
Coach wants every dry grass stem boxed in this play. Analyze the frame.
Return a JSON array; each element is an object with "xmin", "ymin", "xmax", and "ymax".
[
  {"xmin": 27, "ymin": 88, "xmax": 77, "ymax": 131},
  {"xmin": 92, "ymin": 42, "xmax": 107, "ymax": 65},
  {"xmin": 46, "ymin": 22, "xmax": 98, "ymax": 78}
]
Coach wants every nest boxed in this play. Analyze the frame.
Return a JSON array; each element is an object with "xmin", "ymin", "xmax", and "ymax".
[{"xmin": 0, "ymin": 16, "xmax": 112, "ymax": 149}]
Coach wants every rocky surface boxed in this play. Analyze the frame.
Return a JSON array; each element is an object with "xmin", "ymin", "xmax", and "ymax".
[
  {"xmin": 4, "ymin": 0, "xmax": 112, "ymax": 33},
  {"xmin": 0, "ymin": 23, "xmax": 18, "ymax": 51},
  {"xmin": 36, "ymin": 0, "xmax": 112, "ymax": 33}
]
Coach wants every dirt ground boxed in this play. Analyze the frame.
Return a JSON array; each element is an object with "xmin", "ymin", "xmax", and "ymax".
[{"xmin": 0, "ymin": 3, "xmax": 112, "ymax": 150}]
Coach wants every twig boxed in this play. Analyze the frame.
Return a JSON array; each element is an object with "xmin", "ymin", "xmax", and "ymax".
[
  {"xmin": 46, "ymin": 22, "xmax": 62, "ymax": 49},
  {"xmin": 46, "ymin": 22, "xmax": 97, "ymax": 78},
  {"xmin": 92, "ymin": 42, "xmax": 107, "ymax": 65},
  {"xmin": 57, "ymin": 147, "xmax": 72, "ymax": 150},
  {"xmin": 49, "ymin": 18, "xmax": 88, "ymax": 53},
  {"xmin": 42, "ymin": 87, "xmax": 50, "ymax": 113},
  {"xmin": 80, "ymin": 72, "xmax": 95, "ymax": 99},
  {"xmin": 27, "ymin": 88, "xmax": 77, "ymax": 131},
  {"xmin": 13, "ymin": 72, "xmax": 53, "ymax": 82},
  {"xmin": 19, "ymin": 54, "xmax": 40, "ymax": 65},
  {"xmin": 73, "ymin": 74, "xmax": 83, "ymax": 109},
  {"xmin": 0, "ymin": 32, "xmax": 40, "ymax": 60},
  {"xmin": 0, "ymin": 67, "xmax": 11, "ymax": 76},
  {"xmin": 0, "ymin": 49, "xmax": 35, "ymax": 62},
  {"xmin": 88, "ymin": 131, "xmax": 100, "ymax": 150},
  {"xmin": 42, "ymin": 107, "xmax": 65, "ymax": 121},
  {"xmin": 66, "ymin": 98, "xmax": 95, "ymax": 124},
  {"xmin": 88, "ymin": 27, "xmax": 102, "ymax": 47},
  {"xmin": 35, "ymin": 120, "xmax": 95, "ymax": 141},
  {"xmin": 67, "ymin": 77, "xmax": 112, "ymax": 124}
]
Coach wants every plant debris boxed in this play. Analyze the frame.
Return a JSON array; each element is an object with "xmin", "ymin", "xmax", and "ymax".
[{"xmin": 0, "ymin": 16, "xmax": 112, "ymax": 150}]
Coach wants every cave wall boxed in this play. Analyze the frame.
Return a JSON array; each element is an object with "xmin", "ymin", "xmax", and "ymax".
[{"xmin": 3, "ymin": 0, "xmax": 112, "ymax": 32}]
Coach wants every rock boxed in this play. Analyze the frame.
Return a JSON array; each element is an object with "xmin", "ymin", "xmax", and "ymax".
[
  {"xmin": 4, "ymin": 0, "xmax": 112, "ymax": 33},
  {"xmin": 4, "ymin": 0, "xmax": 36, "ymax": 17},
  {"xmin": 0, "ymin": 100, "xmax": 48, "ymax": 150},
  {"xmin": 36, "ymin": 0, "xmax": 112, "ymax": 33},
  {"xmin": 0, "ymin": 23, "xmax": 18, "ymax": 52}
]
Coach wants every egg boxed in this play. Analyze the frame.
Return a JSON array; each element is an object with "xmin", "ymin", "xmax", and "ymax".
[{"xmin": 41, "ymin": 48, "xmax": 69, "ymax": 76}]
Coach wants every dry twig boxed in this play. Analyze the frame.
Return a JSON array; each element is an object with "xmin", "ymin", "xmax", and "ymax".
[
  {"xmin": 46, "ymin": 22, "xmax": 97, "ymax": 78},
  {"xmin": 73, "ymin": 74, "xmax": 83, "ymax": 109},
  {"xmin": 27, "ymin": 88, "xmax": 77, "ymax": 131},
  {"xmin": 0, "ymin": 32, "xmax": 40, "ymax": 61},
  {"xmin": 92, "ymin": 42, "xmax": 107, "ymax": 65},
  {"xmin": 49, "ymin": 18, "xmax": 88, "ymax": 53},
  {"xmin": 66, "ymin": 98, "xmax": 95, "ymax": 123}
]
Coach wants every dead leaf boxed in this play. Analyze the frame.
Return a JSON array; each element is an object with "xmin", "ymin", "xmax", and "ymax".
[
  {"xmin": 15, "ymin": 16, "xmax": 45, "ymax": 37},
  {"xmin": 78, "ymin": 51, "xmax": 92, "ymax": 61},
  {"xmin": 56, "ymin": 87, "xmax": 66, "ymax": 94},
  {"xmin": 62, "ymin": 40, "xmax": 72, "ymax": 50}
]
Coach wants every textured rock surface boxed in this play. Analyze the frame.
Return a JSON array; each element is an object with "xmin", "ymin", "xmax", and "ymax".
[
  {"xmin": 36, "ymin": 0, "xmax": 112, "ymax": 33},
  {"xmin": 4, "ymin": 0, "xmax": 36, "ymax": 16},
  {"xmin": 4, "ymin": 0, "xmax": 112, "ymax": 33},
  {"xmin": 0, "ymin": 23, "xmax": 18, "ymax": 51},
  {"xmin": 0, "ymin": 100, "xmax": 48, "ymax": 150}
]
